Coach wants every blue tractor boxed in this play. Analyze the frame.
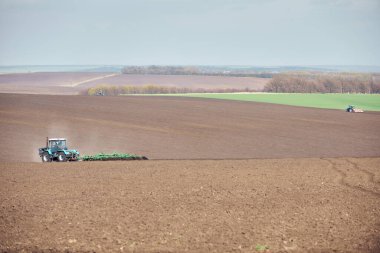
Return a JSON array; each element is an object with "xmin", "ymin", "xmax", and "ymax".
[
  {"xmin": 38, "ymin": 137, "xmax": 80, "ymax": 162},
  {"xmin": 346, "ymin": 105, "xmax": 364, "ymax": 113}
]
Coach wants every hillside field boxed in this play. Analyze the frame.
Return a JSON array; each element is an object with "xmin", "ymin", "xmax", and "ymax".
[
  {"xmin": 1, "ymin": 94, "xmax": 380, "ymax": 252},
  {"xmin": 1, "ymin": 94, "xmax": 380, "ymax": 162}
]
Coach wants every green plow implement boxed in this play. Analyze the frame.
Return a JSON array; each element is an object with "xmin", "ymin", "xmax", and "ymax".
[{"xmin": 81, "ymin": 153, "xmax": 148, "ymax": 161}]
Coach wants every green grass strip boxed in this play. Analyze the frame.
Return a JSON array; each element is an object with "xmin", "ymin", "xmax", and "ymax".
[{"xmin": 166, "ymin": 93, "xmax": 380, "ymax": 111}]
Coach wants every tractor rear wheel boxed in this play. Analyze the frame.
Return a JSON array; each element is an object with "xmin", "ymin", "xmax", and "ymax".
[
  {"xmin": 58, "ymin": 153, "xmax": 67, "ymax": 162},
  {"xmin": 42, "ymin": 152, "xmax": 52, "ymax": 163}
]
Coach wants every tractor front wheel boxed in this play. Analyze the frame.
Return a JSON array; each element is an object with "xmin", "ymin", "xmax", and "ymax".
[
  {"xmin": 58, "ymin": 153, "xmax": 67, "ymax": 162},
  {"xmin": 42, "ymin": 152, "xmax": 52, "ymax": 163}
]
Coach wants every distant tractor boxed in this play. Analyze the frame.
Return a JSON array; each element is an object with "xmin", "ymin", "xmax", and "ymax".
[
  {"xmin": 39, "ymin": 137, "xmax": 80, "ymax": 162},
  {"xmin": 96, "ymin": 90, "xmax": 105, "ymax": 96},
  {"xmin": 346, "ymin": 105, "xmax": 364, "ymax": 113}
]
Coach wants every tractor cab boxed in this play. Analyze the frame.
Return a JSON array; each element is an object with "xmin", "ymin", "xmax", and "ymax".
[
  {"xmin": 48, "ymin": 138, "xmax": 67, "ymax": 151},
  {"xmin": 346, "ymin": 105, "xmax": 354, "ymax": 112}
]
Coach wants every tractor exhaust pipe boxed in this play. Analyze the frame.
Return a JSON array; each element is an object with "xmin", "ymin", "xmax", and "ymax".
[{"xmin": 46, "ymin": 137, "xmax": 49, "ymax": 148}]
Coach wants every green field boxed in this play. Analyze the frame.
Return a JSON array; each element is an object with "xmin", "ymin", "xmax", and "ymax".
[{"xmin": 170, "ymin": 93, "xmax": 380, "ymax": 111}]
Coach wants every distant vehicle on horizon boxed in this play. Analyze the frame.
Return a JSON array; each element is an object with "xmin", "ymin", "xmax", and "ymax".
[{"xmin": 346, "ymin": 105, "xmax": 364, "ymax": 113}]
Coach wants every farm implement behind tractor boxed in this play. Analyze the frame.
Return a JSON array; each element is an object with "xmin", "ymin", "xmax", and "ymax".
[{"xmin": 81, "ymin": 153, "xmax": 148, "ymax": 161}]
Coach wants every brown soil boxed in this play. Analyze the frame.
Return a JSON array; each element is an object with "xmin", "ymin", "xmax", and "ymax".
[
  {"xmin": 0, "ymin": 94, "xmax": 379, "ymax": 162},
  {"xmin": 1, "ymin": 94, "xmax": 380, "ymax": 252},
  {"xmin": 0, "ymin": 73, "xmax": 270, "ymax": 95},
  {"xmin": 1, "ymin": 158, "xmax": 380, "ymax": 253}
]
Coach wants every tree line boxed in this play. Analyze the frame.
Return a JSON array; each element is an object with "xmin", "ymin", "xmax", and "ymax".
[
  {"xmin": 81, "ymin": 72, "xmax": 380, "ymax": 95},
  {"xmin": 82, "ymin": 85, "xmax": 257, "ymax": 96},
  {"xmin": 264, "ymin": 73, "xmax": 380, "ymax": 93}
]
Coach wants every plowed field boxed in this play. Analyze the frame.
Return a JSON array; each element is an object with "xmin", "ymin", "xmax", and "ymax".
[
  {"xmin": 0, "ymin": 73, "xmax": 269, "ymax": 95},
  {"xmin": 0, "ymin": 72, "xmax": 114, "ymax": 95},
  {"xmin": 1, "ymin": 158, "xmax": 380, "ymax": 253},
  {"xmin": 0, "ymin": 94, "xmax": 379, "ymax": 162},
  {"xmin": 1, "ymin": 94, "xmax": 380, "ymax": 252}
]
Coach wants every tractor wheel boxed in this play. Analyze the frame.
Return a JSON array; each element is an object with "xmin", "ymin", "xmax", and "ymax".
[
  {"xmin": 58, "ymin": 153, "xmax": 67, "ymax": 162},
  {"xmin": 42, "ymin": 152, "xmax": 52, "ymax": 163}
]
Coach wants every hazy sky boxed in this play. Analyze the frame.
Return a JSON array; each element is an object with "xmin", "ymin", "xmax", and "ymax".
[{"xmin": 0, "ymin": 0, "xmax": 379, "ymax": 66}]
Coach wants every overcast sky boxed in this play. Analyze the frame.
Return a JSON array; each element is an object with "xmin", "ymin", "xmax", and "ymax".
[{"xmin": 0, "ymin": 0, "xmax": 379, "ymax": 66}]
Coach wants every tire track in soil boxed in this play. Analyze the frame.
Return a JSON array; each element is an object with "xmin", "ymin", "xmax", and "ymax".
[
  {"xmin": 322, "ymin": 158, "xmax": 380, "ymax": 198},
  {"xmin": 344, "ymin": 158, "xmax": 380, "ymax": 186}
]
